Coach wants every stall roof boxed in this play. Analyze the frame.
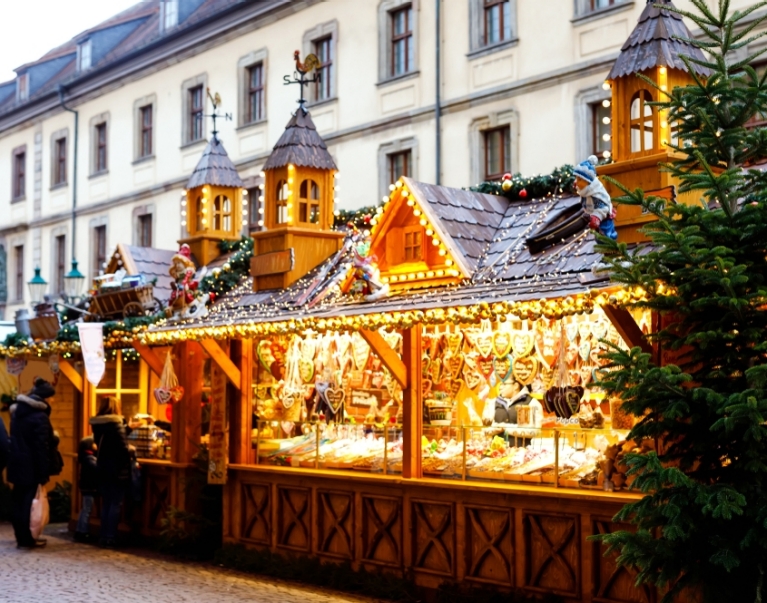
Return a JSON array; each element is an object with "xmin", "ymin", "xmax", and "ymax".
[
  {"xmin": 105, "ymin": 244, "xmax": 177, "ymax": 301},
  {"xmin": 151, "ymin": 180, "xmax": 609, "ymax": 335}
]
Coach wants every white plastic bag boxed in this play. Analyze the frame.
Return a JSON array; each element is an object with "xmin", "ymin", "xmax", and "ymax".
[{"xmin": 29, "ymin": 484, "xmax": 49, "ymax": 540}]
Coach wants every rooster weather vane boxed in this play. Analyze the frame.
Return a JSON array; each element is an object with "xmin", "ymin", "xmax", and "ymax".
[
  {"xmin": 284, "ymin": 51, "xmax": 322, "ymax": 110},
  {"xmin": 202, "ymin": 88, "xmax": 231, "ymax": 139}
]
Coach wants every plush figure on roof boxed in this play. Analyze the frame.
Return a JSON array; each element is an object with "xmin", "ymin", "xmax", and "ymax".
[
  {"xmin": 345, "ymin": 224, "xmax": 390, "ymax": 302},
  {"xmin": 573, "ymin": 156, "xmax": 617, "ymax": 240},
  {"xmin": 168, "ymin": 244, "xmax": 201, "ymax": 317}
]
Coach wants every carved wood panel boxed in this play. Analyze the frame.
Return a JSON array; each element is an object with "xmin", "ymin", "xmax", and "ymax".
[
  {"xmin": 146, "ymin": 473, "xmax": 170, "ymax": 531},
  {"xmin": 412, "ymin": 499, "xmax": 455, "ymax": 577},
  {"xmin": 277, "ymin": 486, "xmax": 311, "ymax": 552},
  {"xmin": 241, "ymin": 482, "xmax": 271, "ymax": 545},
  {"xmin": 464, "ymin": 505, "xmax": 514, "ymax": 586},
  {"xmin": 317, "ymin": 490, "xmax": 354, "ymax": 559},
  {"xmin": 523, "ymin": 512, "xmax": 581, "ymax": 597},
  {"xmin": 593, "ymin": 518, "xmax": 656, "ymax": 603},
  {"xmin": 361, "ymin": 495, "xmax": 403, "ymax": 567}
]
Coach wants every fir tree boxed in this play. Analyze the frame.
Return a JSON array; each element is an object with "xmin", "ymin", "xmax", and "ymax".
[{"xmin": 594, "ymin": 2, "xmax": 767, "ymax": 602}]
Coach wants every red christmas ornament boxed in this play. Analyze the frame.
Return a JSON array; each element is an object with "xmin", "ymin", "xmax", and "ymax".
[
  {"xmin": 502, "ymin": 173, "xmax": 512, "ymax": 181},
  {"xmin": 519, "ymin": 189, "xmax": 528, "ymax": 199}
]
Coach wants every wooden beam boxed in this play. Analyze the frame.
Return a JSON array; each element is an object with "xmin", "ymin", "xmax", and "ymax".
[
  {"xmin": 132, "ymin": 341, "xmax": 165, "ymax": 377},
  {"xmin": 401, "ymin": 326, "xmax": 422, "ymax": 479},
  {"xmin": 58, "ymin": 359, "xmax": 82, "ymax": 393},
  {"xmin": 360, "ymin": 329, "xmax": 408, "ymax": 388},
  {"xmin": 200, "ymin": 338, "xmax": 242, "ymax": 390},
  {"xmin": 602, "ymin": 304, "xmax": 652, "ymax": 354}
]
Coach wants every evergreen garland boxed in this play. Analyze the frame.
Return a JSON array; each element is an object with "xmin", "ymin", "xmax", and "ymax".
[
  {"xmin": 333, "ymin": 205, "xmax": 380, "ymax": 231},
  {"xmin": 198, "ymin": 237, "xmax": 254, "ymax": 299},
  {"xmin": 469, "ymin": 164, "xmax": 576, "ymax": 199}
]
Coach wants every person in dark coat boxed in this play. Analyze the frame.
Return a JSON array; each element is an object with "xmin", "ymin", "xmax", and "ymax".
[
  {"xmin": 487, "ymin": 379, "xmax": 533, "ymax": 424},
  {"xmin": 74, "ymin": 436, "xmax": 98, "ymax": 542},
  {"xmin": 0, "ymin": 414, "xmax": 9, "ymax": 474},
  {"xmin": 7, "ymin": 378, "xmax": 56, "ymax": 549},
  {"xmin": 90, "ymin": 396, "xmax": 131, "ymax": 547}
]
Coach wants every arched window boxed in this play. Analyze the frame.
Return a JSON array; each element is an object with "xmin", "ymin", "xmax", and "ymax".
[
  {"xmin": 196, "ymin": 196, "xmax": 206, "ymax": 231},
  {"xmin": 276, "ymin": 179, "xmax": 289, "ymax": 224},
  {"xmin": 213, "ymin": 195, "xmax": 231, "ymax": 231},
  {"xmin": 630, "ymin": 90, "xmax": 654, "ymax": 153},
  {"xmin": 298, "ymin": 179, "xmax": 320, "ymax": 224}
]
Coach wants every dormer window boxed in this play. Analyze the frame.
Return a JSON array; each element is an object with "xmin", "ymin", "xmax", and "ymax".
[
  {"xmin": 298, "ymin": 179, "xmax": 320, "ymax": 224},
  {"xmin": 16, "ymin": 73, "xmax": 28, "ymax": 102},
  {"xmin": 213, "ymin": 195, "xmax": 232, "ymax": 231},
  {"xmin": 163, "ymin": 0, "xmax": 179, "ymax": 30},
  {"xmin": 78, "ymin": 40, "xmax": 92, "ymax": 72},
  {"xmin": 404, "ymin": 225, "xmax": 423, "ymax": 261},
  {"xmin": 276, "ymin": 179, "xmax": 289, "ymax": 224},
  {"xmin": 630, "ymin": 89, "xmax": 654, "ymax": 153}
]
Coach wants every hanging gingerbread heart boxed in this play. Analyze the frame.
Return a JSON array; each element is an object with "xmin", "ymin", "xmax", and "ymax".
[
  {"xmin": 492, "ymin": 330, "xmax": 512, "ymax": 358},
  {"xmin": 591, "ymin": 319, "xmax": 609, "ymax": 341},
  {"xmin": 154, "ymin": 388, "xmax": 172, "ymax": 405},
  {"xmin": 448, "ymin": 378, "xmax": 465, "ymax": 398},
  {"xmin": 463, "ymin": 351, "xmax": 479, "ymax": 372},
  {"xmin": 463, "ymin": 369, "xmax": 483, "ymax": 390},
  {"xmin": 565, "ymin": 322, "xmax": 579, "ymax": 343},
  {"xmin": 351, "ymin": 332, "xmax": 371, "ymax": 371},
  {"xmin": 535, "ymin": 322, "xmax": 559, "ymax": 371},
  {"xmin": 170, "ymin": 385, "xmax": 184, "ymax": 403},
  {"xmin": 270, "ymin": 341, "xmax": 287, "ymax": 365},
  {"xmin": 270, "ymin": 381, "xmax": 284, "ymax": 402},
  {"xmin": 325, "ymin": 387, "xmax": 345, "ymax": 415},
  {"xmin": 445, "ymin": 332, "xmax": 464, "ymax": 355},
  {"xmin": 477, "ymin": 355, "xmax": 495, "ymax": 380},
  {"xmin": 444, "ymin": 352, "xmax": 464, "ymax": 379},
  {"xmin": 493, "ymin": 355, "xmax": 512, "ymax": 382},
  {"xmin": 281, "ymin": 387, "xmax": 303, "ymax": 410},
  {"xmin": 512, "ymin": 356, "xmax": 538, "ymax": 385},
  {"xmin": 301, "ymin": 334, "xmax": 318, "ymax": 361},
  {"xmin": 512, "ymin": 331, "xmax": 535, "ymax": 357},
  {"xmin": 579, "ymin": 340, "xmax": 592, "ymax": 362},
  {"xmin": 257, "ymin": 340, "xmax": 276, "ymax": 372},
  {"xmin": 382, "ymin": 330, "xmax": 402, "ymax": 353},
  {"xmin": 578, "ymin": 321, "xmax": 592, "ymax": 341},
  {"xmin": 421, "ymin": 354, "xmax": 431, "ymax": 379},
  {"xmin": 429, "ymin": 358, "xmax": 443, "ymax": 384},
  {"xmin": 299, "ymin": 358, "xmax": 315, "ymax": 383},
  {"xmin": 566, "ymin": 344, "xmax": 579, "ymax": 367}
]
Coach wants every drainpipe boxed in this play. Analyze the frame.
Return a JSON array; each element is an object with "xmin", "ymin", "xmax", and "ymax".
[
  {"xmin": 58, "ymin": 85, "xmax": 78, "ymax": 264},
  {"xmin": 435, "ymin": 0, "xmax": 442, "ymax": 185}
]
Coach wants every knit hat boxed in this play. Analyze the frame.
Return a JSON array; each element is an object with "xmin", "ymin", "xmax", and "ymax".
[
  {"xmin": 30, "ymin": 377, "xmax": 55, "ymax": 400},
  {"xmin": 573, "ymin": 155, "xmax": 599, "ymax": 184}
]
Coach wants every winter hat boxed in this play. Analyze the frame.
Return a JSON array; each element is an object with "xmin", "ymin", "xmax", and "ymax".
[
  {"xmin": 30, "ymin": 377, "xmax": 55, "ymax": 400},
  {"xmin": 573, "ymin": 155, "xmax": 599, "ymax": 184}
]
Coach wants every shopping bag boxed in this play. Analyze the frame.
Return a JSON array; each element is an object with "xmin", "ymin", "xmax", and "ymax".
[{"xmin": 29, "ymin": 484, "xmax": 49, "ymax": 540}]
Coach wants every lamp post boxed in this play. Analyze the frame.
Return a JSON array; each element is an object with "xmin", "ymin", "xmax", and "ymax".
[
  {"xmin": 27, "ymin": 267, "xmax": 48, "ymax": 305},
  {"xmin": 64, "ymin": 259, "xmax": 85, "ymax": 299}
]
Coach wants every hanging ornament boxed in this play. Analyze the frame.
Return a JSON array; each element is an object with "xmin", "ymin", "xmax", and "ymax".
[
  {"xmin": 502, "ymin": 180, "xmax": 513, "ymax": 192},
  {"xmin": 519, "ymin": 189, "xmax": 528, "ymax": 199}
]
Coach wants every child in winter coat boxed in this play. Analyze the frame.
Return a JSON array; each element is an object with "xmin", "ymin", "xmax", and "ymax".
[{"xmin": 74, "ymin": 436, "xmax": 98, "ymax": 542}]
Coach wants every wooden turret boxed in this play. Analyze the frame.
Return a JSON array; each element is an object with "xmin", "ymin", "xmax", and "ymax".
[
  {"xmin": 598, "ymin": 0, "xmax": 711, "ymax": 242},
  {"xmin": 250, "ymin": 107, "xmax": 343, "ymax": 291},
  {"xmin": 180, "ymin": 136, "xmax": 245, "ymax": 266}
]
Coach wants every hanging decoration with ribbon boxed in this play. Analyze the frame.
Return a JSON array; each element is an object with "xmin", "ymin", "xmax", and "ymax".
[
  {"xmin": 77, "ymin": 323, "xmax": 106, "ymax": 386},
  {"xmin": 154, "ymin": 352, "xmax": 184, "ymax": 404}
]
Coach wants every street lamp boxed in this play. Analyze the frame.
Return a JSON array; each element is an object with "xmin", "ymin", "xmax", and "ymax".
[
  {"xmin": 27, "ymin": 267, "xmax": 48, "ymax": 304},
  {"xmin": 64, "ymin": 259, "xmax": 86, "ymax": 299}
]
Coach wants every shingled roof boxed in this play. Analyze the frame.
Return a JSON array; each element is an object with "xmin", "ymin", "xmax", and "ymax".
[
  {"xmin": 608, "ymin": 0, "xmax": 711, "ymax": 80},
  {"xmin": 262, "ymin": 108, "xmax": 337, "ymax": 171},
  {"xmin": 105, "ymin": 244, "xmax": 177, "ymax": 301},
  {"xmin": 186, "ymin": 136, "xmax": 245, "ymax": 189}
]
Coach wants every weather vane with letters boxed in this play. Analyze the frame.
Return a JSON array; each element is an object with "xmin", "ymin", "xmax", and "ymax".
[
  {"xmin": 284, "ymin": 50, "xmax": 322, "ymax": 110},
  {"xmin": 203, "ymin": 88, "xmax": 232, "ymax": 138}
]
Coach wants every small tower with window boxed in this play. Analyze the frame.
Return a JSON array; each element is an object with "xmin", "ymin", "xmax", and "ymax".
[
  {"xmin": 180, "ymin": 136, "xmax": 245, "ymax": 266},
  {"xmin": 599, "ymin": 0, "xmax": 710, "ymax": 242},
  {"xmin": 250, "ymin": 102, "xmax": 343, "ymax": 291}
]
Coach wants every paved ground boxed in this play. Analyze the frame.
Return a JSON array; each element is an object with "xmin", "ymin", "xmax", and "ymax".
[{"xmin": 0, "ymin": 523, "xmax": 372, "ymax": 603}]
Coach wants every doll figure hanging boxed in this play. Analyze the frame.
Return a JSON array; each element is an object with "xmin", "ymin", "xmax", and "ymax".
[
  {"xmin": 573, "ymin": 155, "xmax": 617, "ymax": 240},
  {"xmin": 344, "ymin": 225, "xmax": 390, "ymax": 302},
  {"xmin": 168, "ymin": 243, "xmax": 207, "ymax": 319}
]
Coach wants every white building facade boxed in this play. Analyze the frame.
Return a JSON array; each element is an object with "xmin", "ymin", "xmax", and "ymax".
[{"xmin": 0, "ymin": 0, "xmax": 761, "ymax": 316}]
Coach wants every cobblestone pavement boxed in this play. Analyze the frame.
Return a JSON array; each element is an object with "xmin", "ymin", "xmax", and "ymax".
[{"xmin": 0, "ymin": 523, "xmax": 373, "ymax": 603}]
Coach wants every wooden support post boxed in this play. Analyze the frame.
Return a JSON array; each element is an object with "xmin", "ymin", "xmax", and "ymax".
[
  {"xmin": 228, "ymin": 339, "xmax": 254, "ymax": 465},
  {"xmin": 200, "ymin": 338, "xmax": 241, "ymax": 389},
  {"xmin": 360, "ymin": 329, "xmax": 408, "ymax": 388},
  {"xmin": 172, "ymin": 341, "xmax": 203, "ymax": 465},
  {"xmin": 58, "ymin": 360, "xmax": 82, "ymax": 393},
  {"xmin": 401, "ymin": 326, "xmax": 422, "ymax": 479},
  {"xmin": 602, "ymin": 304, "xmax": 652, "ymax": 354},
  {"xmin": 132, "ymin": 341, "xmax": 165, "ymax": 377}
]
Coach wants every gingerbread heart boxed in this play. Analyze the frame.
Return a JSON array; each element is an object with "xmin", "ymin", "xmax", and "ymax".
[
  {"xmin": 578, "ymin": 321, "xmax": 592, "ymax": 341},
  {"xmin": 429, "ymin": 358, "xmax": 443, "ymax": 383},
  {"xmin": 463, "ymin": 369, "xmax": 483, "ymax": 390},
  {"xmin": 153, "ymin": 387, "xmax": 172, "ymax": 405},
  {"xmin": 463, "ymin": 352, "xmax": 478, "ymax": 372},
  {"xmin": 493, "ymin": 355, "xmax": 512, "ymax": 382},
  {"xmin": 444, "ymin": 352, "xmax": 464, "ymax": 379},
  {"xmin": 512, "ymin": 331, "xmax": 534, "ymax": 357},
  {"xmin": 299, "ymin": 358, "xmax": 315, "ymax": 383},
  {"xmin": 170, "ymin": 385, "xmax": 184, "ymax": 402},
  {"xmin": 257, "ymin": 340, "xmax": 276, "ymax": 372},
  {"xmin": 566, "ymin": 344, "xmax": 579, "ymax": 367},
  {"xmin": 270, "ymin": 381, "xmax": 284, "ymax": 402},
  {"xmin": 421, "ymin": 354, "xmax": 431, "ymax": 379},
  {"xmin": 579, "ymin": 340, "xmax": 592, "ymax": 362},
  {"xmin": 492, "ymin": 331, "xmax": 512, "ymax": 358},
  {"xmin": 351, "ymin": 332, "xmax": 371, "ymax": 371},
  {"xmin": 422, "ymin": 379, "xmax": 433, "ymax": 399},
  {"xmin": 448, "ymin": 379, "xmax": 464, "ymax": 398},
  {"xmin": 300, "ymin": 336, "xmax": 317, "ymax": 361},
  {"xmin": 513, "ymin": 356, "xmax": 538, "ymax": 385},
  {"xmin": 281, "ymin": 387, "xmax": 303, "ymax": 410},
  {"xmin": 270, "ymin": 341, "xmax": 287, "ymax": 365},
  {"xmin": 325, "ymin": 387, "xmax": 345, "ymax": 414},
  {"xmin": 280, "ymin": 421, "xmax": 295, "ymax": 437},
  {"xmin": 565, "ymin": 322, "xmax": 579, "ymax": 343},
  {"xmin": 535, "ymin": 327, "xmax": 559, "ymax": 371},
  {"xmin": 478, "ymin": 355, "xmax": 495, "ymax": 379},
  {"xmin": 445, "ymin": 332, "xmax": 464, "ymax": 355},
  {"xmin": 382, "ymin": 330, "xmax": 402, "ymax": 353},
  {"xmin": 474, "ymin": 333, "xmax": 494, "ymax": 358},
  {"xmin": 591, "ymin": 320, "xmax": 609, "ymax": 341}
]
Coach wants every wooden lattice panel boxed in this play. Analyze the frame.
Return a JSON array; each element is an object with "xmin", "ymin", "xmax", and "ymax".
[
  {"xmin": 276, "ymin": 486, "xmax": 311, "ymax": 552},
  {"xmin": 464, "ymin": 505, "xmax": 514, "ymax": 586},
  {"xmin": 241, "ymin": 482, "xmax": 271, "ymax": 545},
  {"xmin": 317, "ymin": 490, "xmax": 354, "ymax": 560},
  {"xmin": 523, "ymin": 512, "xmax": 581, "ymax": 597},
  {"xmin": 146, "ymin": 474, "xmax": 170, "ymax": 531},
  {"xmin": 593, "ymin": 518, "xmax": 656, "ymax": 603},
  {"xmin": 361, "ymin": 495, "xmax": 403, "ymax": 567},
  {"xmin": 412, "ymin": 499, "xmax": 455, "ymax": 577}
]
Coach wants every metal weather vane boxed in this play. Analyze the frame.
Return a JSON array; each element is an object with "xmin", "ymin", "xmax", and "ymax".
[
  {"xmin": 203, "ymin": 87, "xmax": 232, "ymax": 138},
  {"xmin": 283, "ymin": 50, "xmax": 322, "ymax": 110}
]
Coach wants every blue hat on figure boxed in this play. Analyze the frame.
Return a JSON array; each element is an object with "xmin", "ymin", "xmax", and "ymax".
[{"xmin": 573, "ymin": 155, "xmax": 599, "ymax": 184}]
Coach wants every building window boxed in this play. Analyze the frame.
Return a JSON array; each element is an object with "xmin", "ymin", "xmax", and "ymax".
[
  {"xmin": 576, "ymin": 0, "xmax": 626, "ymax": 16},
  {"xmin": 484, "ymin": 0, "xmax": 512, "ymax": 45},
  {"xmin": 403, "ymin": 226, "xmax": 422, "ymax": 262},
  {"xmin": 14, "ymin": 245, "xmax": 24, "ymax": 302},
  {"xmin": 93, "ymin": 225, "xmax": 107, "ymax": 278},
  {"xmin": 391, "ymin": 5, "xmax": 414, "ymax": 77},
  {"xmin": 247, "ymin": 63, "xmax": 265, "ymax": 123},
  {"xmin": 95, "ymin": 123, "xmax": 107, "ymax": 173},
  {"xmin": 54, "ymin": 235, "xmax": 66, "ymax": 295},
  {"xmin": 388, "ymin": 150, "xmax": 411, "ymax": 184},
  {"xmin": 590, "ymin": 101, "xmax": 612, "ymax": 159},
  {"xmin": 247, "ymin": 187, "xmax": 261, "ymax": 230},
  {"xmin": 138, "ymin": 214, "xmax": 152, "ymax": 247},
  {"xmin": 313, "ymin": 37, "xmax": 333, "ymax": 101},
  {"xmin": 630, "ymin": 90, "xmax": 654, "ymax": 153},
  {"xmin": 17, "ymin": 73, "xmax": 28, "ymax": 102},
  {"xmin": 298, "ymin": 180, "xmax": 320, "ymax": 224},
  {"xmin": 213, "ymin": 195, "xmax": 232, "ymax": 231},
  {"xmin": 54, "ymin": 137, "xmax": 67, "ymax": 185},
  {"xmin": 163, "ymin": 0, "xmax": 179, "ymax": 30},
  {"xmin": 189, "ymin": 85, "xmax": 204, "ymax": 142},
  {"xmin": 12, "ymin": 150, "xmax": 25, "ymax": 200},
  {"xmin": 276, "ymin": 180, "xmax": 289, "ymax": 225},
  {"xmin": 79, "ymin": 40, "xmax": 92, "ymax": 72},
  {"xmin": 483, "ymin": 127, "xmax": 510, "ymax": 180},
  {"xmin": 140, "ymin": 105, "xmax": 153, "ymax": 157}
]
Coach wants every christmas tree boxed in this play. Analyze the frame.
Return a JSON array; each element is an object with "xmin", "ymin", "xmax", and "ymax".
[{"xmin": 594, "ymin": 1, "xmax": 767, "ymax": 602}]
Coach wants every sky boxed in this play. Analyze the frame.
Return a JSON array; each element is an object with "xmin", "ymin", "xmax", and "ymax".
[{"xmin": 0, "ymin": 0, "xmax": 141, "ymax": 82}]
